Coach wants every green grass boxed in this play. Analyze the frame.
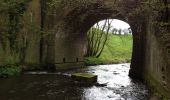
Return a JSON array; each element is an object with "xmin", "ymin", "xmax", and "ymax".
[
  {"xmin": 0, "ymin": 53, "xmax": 21, "ymax": 77},
  {"xmin": 0, "ymin": 65, "xmax": 21, "ymax": 77},
  {"xmin": 85, "ymin": 34, "xmax": 133, "ymax": 65}
]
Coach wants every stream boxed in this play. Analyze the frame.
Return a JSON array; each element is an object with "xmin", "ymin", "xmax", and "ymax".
[{"xmin": 0, "ymin": 63, "xmax": 150, "ymax": 100}]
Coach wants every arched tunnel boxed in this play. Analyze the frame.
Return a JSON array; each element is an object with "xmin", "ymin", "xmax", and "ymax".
[
  {"xmin": 0, "ymin": 0, "xmax": 169, "ymax": 99},
  {"xmin": 43, "ymin": 0, "xmax": 147, "ymax": 79},
  {"xmin": 40, "ymin": 0, "xmax": 170, "ymax": 97}
]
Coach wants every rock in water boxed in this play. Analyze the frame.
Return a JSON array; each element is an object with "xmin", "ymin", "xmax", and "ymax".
[{"xmin": 71, "ymin": 73, "xmax": 97, "ymax": 83}]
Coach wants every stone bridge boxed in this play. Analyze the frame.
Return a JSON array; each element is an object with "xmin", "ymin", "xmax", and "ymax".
[{"xmin": 0, "ymin": 0, "xmax": 169, "ymax": 98}]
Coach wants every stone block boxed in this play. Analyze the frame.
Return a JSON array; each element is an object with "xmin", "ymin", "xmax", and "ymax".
[{"xmin": 71, "ymin": 73, "xmax": 97, "ymax": 83}]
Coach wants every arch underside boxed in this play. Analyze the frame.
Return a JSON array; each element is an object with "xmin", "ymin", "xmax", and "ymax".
[
  {"xmin": 42, "ymin": 0, "xmax": 170, "ymax": 97},
  {"xmin": 43, "ymin": 0, "xmax": 144, "ymax": 79}
]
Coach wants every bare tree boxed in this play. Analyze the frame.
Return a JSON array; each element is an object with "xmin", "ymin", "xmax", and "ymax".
[
  {"xmin": 111, "ymin": 28, "xmax": 118, "ymax": 35},
  {"xmin": 86, "ymin": 19, "xmax": 113, "ymax": 58}
]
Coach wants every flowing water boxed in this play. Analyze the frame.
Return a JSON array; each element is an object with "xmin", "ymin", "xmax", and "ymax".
[{"xmin": 0, "ymin": 63, "xmax": 150, "ymax": 100}]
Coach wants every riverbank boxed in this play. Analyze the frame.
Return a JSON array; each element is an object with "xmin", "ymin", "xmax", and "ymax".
[{"xmin": 85, "ymin": 35, "xmax": 133, "ymax": 66}]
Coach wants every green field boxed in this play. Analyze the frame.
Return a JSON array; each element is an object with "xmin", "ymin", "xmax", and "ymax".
[{"xmin": 85, "ymin": 34, "xmax": 133, "ymax": 65}]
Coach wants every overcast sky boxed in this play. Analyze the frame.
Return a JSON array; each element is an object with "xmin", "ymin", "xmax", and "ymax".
[{"xmin": 96, "ymin": 19, "xmax": 130, "ymax": 29}]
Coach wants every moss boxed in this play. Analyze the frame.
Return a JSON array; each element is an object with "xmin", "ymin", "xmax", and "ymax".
[
  {"xmin": 71, "ymin": 73, "xmax": 97, "ymax": 83},
  {"xmin": 72, "ymin": 73, "xmax": 97, "ymax": 78},
  {"xmin": 144, "ymin": 73, "xmax": 170, "ymax": 100}
]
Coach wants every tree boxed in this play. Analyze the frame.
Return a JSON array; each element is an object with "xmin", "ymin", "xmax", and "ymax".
[
  {"xmin": 128, "ymin": 28, "xmax": 132, "ymax": 34},
  {"xmin": 86, "ymin": 19, "xmax": 113, "ymax": 58},
  {"xmin": 118, "ymin": 29, "xmax": 122, "ymax": 35},
  {"xmin": 111, "ymin": 28, "xmax": 118, "ymax": 35}
]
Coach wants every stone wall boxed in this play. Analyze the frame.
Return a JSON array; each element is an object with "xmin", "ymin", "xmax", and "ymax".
[
  {"xmin": 144, "ymin": 27, "xmax": 170, "ymax": 97},
  {"xmin": 0, "ymin": 0, "xmax": 41, "ymax": 67},
  {"xmin": 23, "ymin": 0, "xmax": 41, "ymax": 65},
  {"xmin": 143, "ymin": 0, "xmax": 170, "ymax": 97}
]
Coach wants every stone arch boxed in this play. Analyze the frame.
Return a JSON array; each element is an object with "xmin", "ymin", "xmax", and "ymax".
[
  {"xmin": 46, "ymin": 0, "xmax": 146, "ymax": 80},
  {"xmin": 40, "ymin": 0, "xmax": 170, "ymax": 97}
]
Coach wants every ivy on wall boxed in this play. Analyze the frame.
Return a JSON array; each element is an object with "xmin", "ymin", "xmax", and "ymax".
[
  {"xmin": 0, "ymin": 0, "xmax": 41, "ymax": 64},
  {"xmin": 0, "ymin": 0, "xmax": 30, "ymax": 49}
]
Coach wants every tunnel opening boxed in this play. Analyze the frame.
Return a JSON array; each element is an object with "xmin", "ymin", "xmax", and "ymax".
[
  {"xmin": 76, "ymin": 19, "xmax": 149, "ymax": 99},
  {"xmin": 84, "ymin": 19, "xmax": 133, "ymax": 70},
  {"xmin": 53, "ymin": 0, "xmax": 146, "ymax": 80}
]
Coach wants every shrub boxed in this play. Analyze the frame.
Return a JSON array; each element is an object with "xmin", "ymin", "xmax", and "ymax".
[{"xmin": 0, "ymin": 65, "xmax": 21, "ymax": 77}]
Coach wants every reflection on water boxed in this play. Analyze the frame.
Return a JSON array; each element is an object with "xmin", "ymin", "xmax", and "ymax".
[{"xmin": 0, "ymin": 63, "xmax": 149, "ymax": 100}]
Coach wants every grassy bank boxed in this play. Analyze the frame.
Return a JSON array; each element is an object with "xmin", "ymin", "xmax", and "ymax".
[
  {"xmin": 0, "ymin": 54, "xmax": 21, "ymax": 77},
  {"xmin": 85, "ymin": 34, "xmax": 133, "ymax": 65}
]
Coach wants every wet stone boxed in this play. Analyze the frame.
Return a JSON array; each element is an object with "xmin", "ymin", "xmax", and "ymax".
[{"xmin": 71, "ymin": 73, "xmax": 97, "ymax": 83}]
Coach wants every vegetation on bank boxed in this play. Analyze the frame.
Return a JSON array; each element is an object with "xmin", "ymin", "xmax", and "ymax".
[
  {"xmin": 0, "ymin": 0, "xmax": 39, "ymax": 77},
  {"xmin": 85, "ymin": 34, "xmax": 133, "ymax": 65},
  {"xmin": 0, "ymin": 54, "xmax": 21, "ymax": 77},
  {"xmin": 0, "ymin": 65, "xmax": 21, "ymax": 77}
]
